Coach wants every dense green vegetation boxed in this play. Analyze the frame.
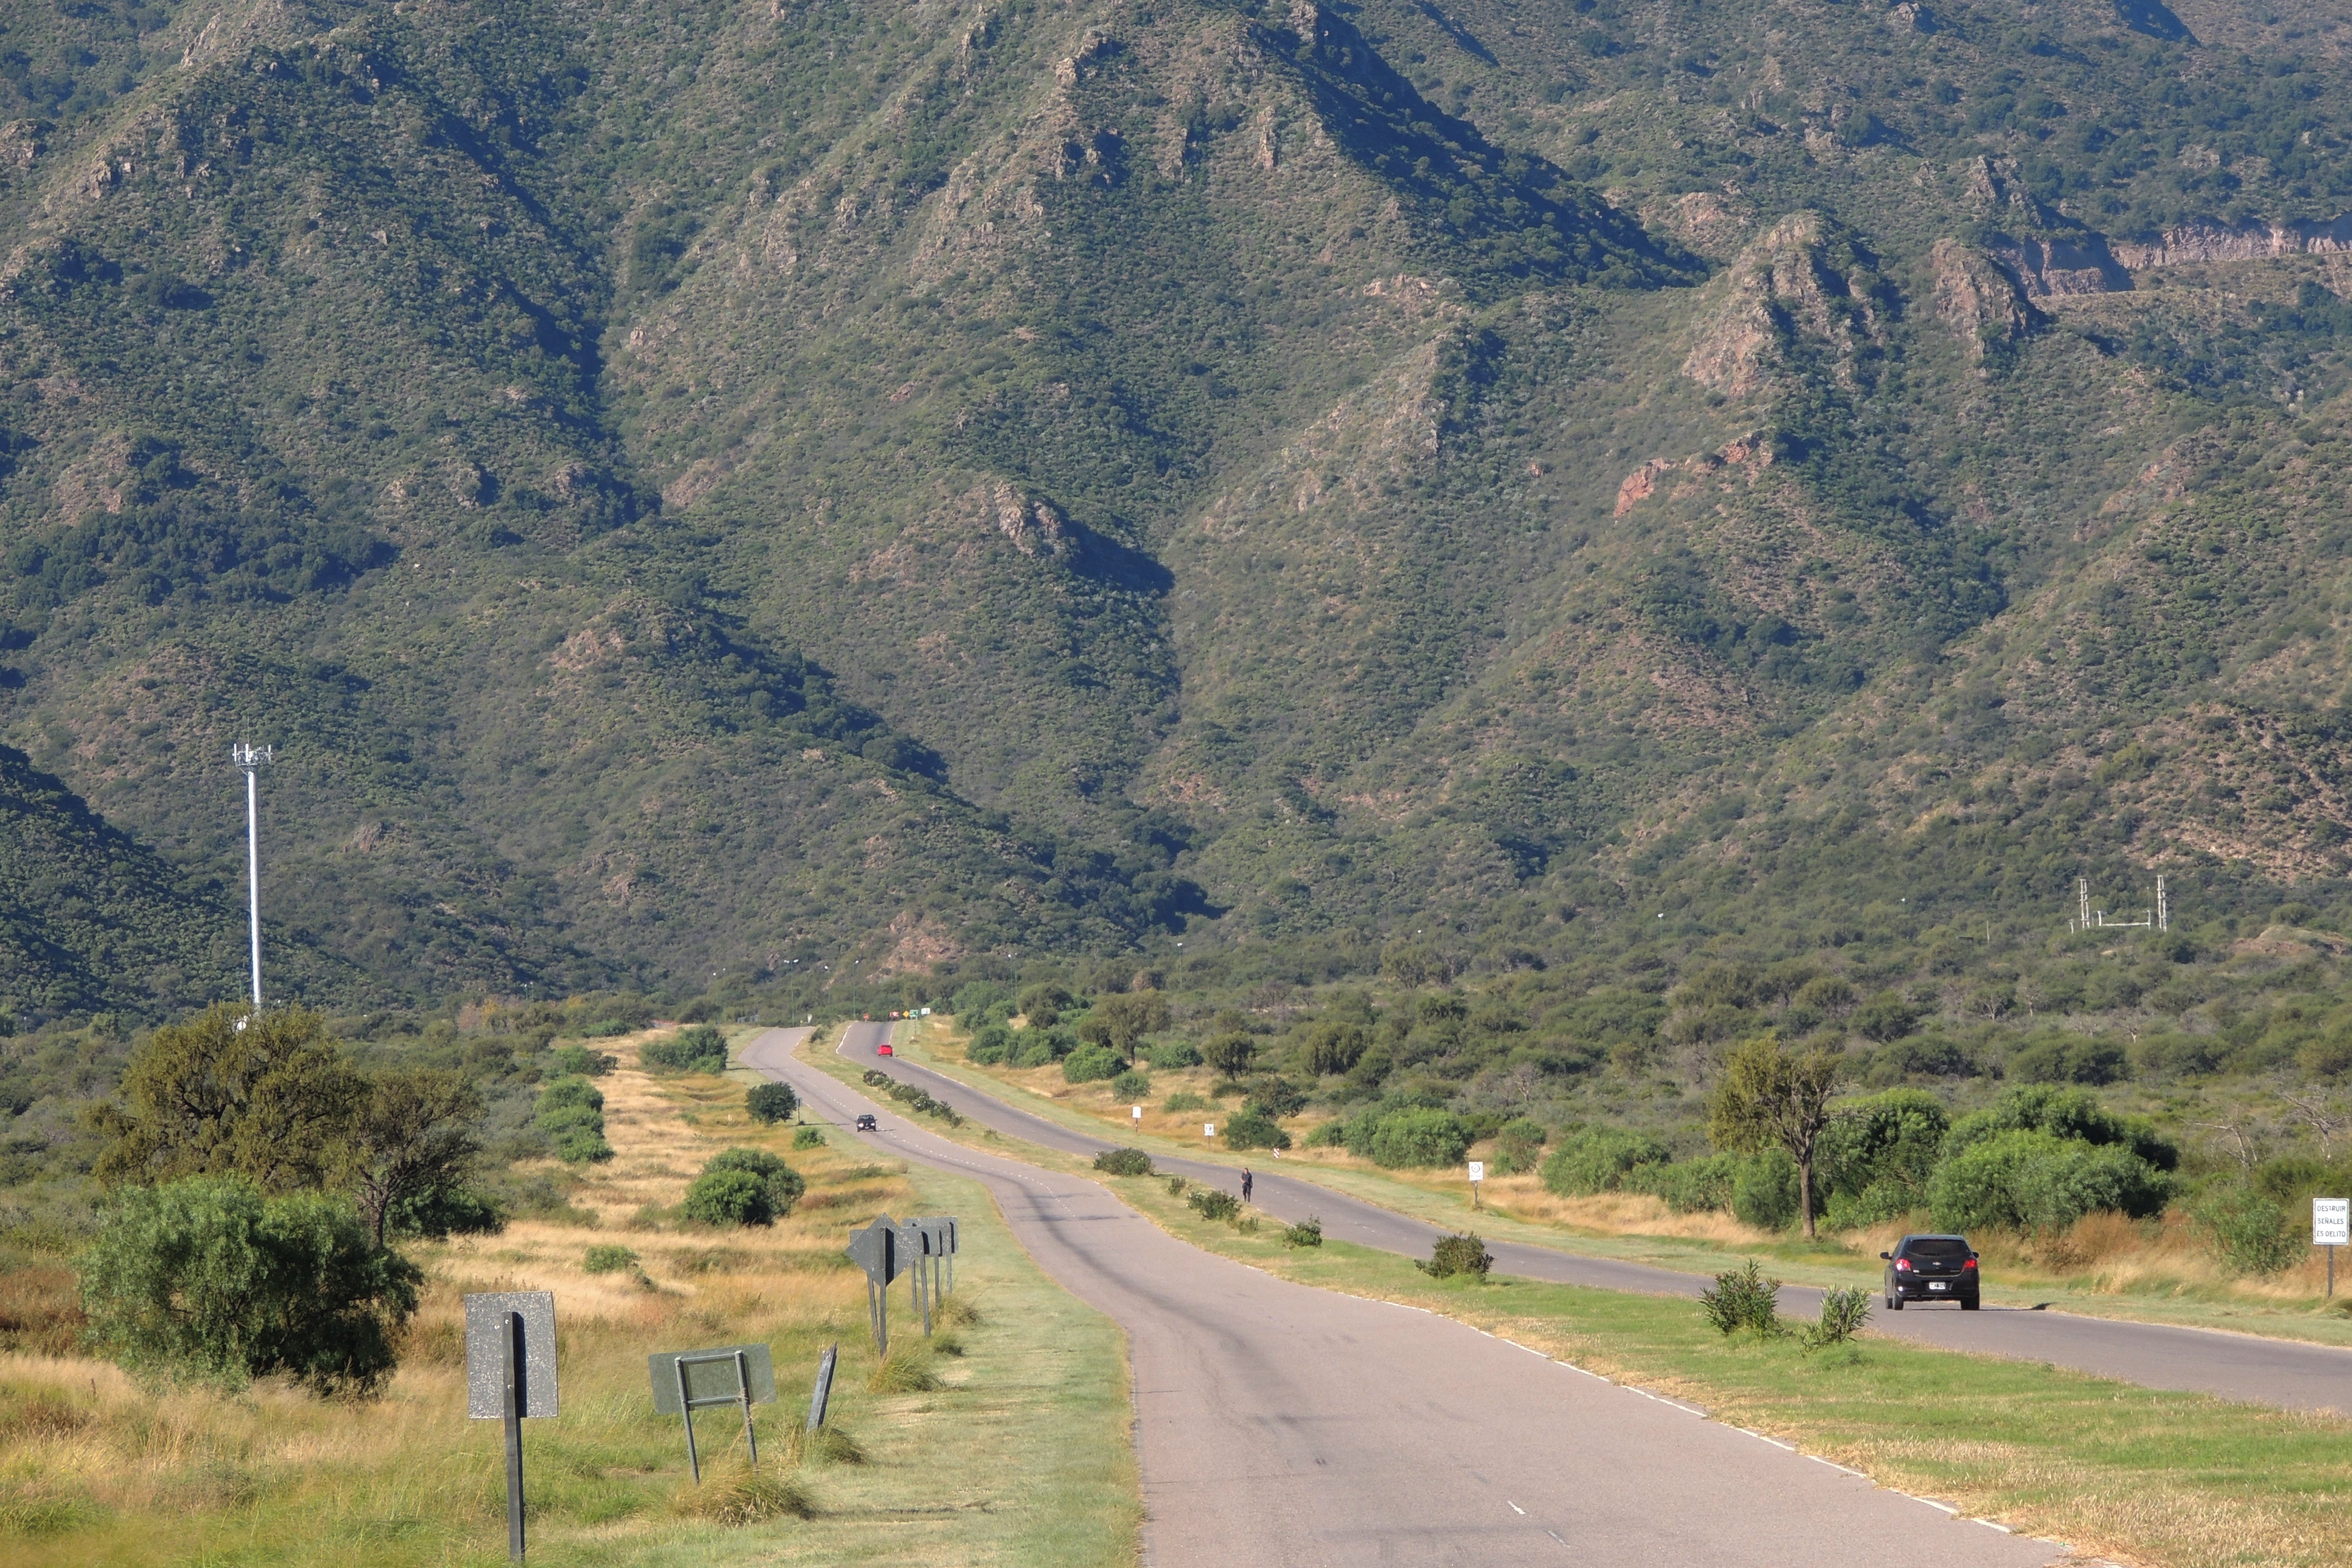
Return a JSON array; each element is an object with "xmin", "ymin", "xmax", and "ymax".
[{"xmin": 3, "ymin": 0, "xmax": 2352, "ymax": 1273}]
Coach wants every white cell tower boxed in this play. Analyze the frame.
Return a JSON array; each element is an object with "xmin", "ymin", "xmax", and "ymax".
[{"xmin": 231, "ymin": 743, "xmax": 274, "ymax": 1008}]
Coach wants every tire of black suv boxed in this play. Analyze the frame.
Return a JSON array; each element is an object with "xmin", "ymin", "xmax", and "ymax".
[
  {"xmin": 1961, "ymin": 1296, "xmax": 1980, "ymax": 1311},
  {"xmin": 1886, "ymin": 1291, "xmax": 1903, "ymax": 1310}
]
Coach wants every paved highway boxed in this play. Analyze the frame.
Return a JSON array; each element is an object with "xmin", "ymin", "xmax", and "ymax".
[
  {"xmin": 746, "ymin": 1025, "xmax": 2063, "ymax": 1568},
  {"xmin": 822, "ymin": 1022, "xmax": 2352, "ymax": 1415}
]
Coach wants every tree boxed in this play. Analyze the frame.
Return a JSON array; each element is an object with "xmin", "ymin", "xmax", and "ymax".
[
  {"xmin": 1092, "ymin": 990, "xmax": 1171, "ymax": 1063},
  {"xmin": 1708, "ymin": 1034, "xmax": 1842, "ymax": 1239},
  {"xmin": 88, "ymin": 1004, "xmax": 358, "ymax": 1195},
  {"xmin": 1201, "ymin": 1032, "xmax": 1257, "ymax": 1076},
  {"xmin": 346, "ymin": 1068, "xmax": 483, "ymax": 1248},
  {"xmin": 80, "ymin": 1175, "xmax": 419, "ymax": 1394},
  {"xmin": 746, "ymin": 1082, "xmax": 798, "ymax": 1124}
]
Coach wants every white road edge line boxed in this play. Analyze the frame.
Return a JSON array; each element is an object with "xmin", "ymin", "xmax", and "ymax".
[{"xmin": 1508, "ymin": 1501, "xmax": 1526, "ymax": 1515}]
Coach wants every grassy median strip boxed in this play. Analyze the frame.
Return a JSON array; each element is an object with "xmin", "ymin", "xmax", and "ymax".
[
  {"xmin": 0, "ymin": 1036, "xmax": 1137, "ymax": 1568},
  {"xmin": 817, "ymin": 1027, "xmax": 2352, "ymax": 1568},
  {"xmin": 888, "ymin": 1020, "xmax": 2352, "ymax": 1350}
]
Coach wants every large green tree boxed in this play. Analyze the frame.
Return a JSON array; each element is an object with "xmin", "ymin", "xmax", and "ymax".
[
  {"xmin": 1708, "ymin": 1035, "xmax": 1842, "ymax": 1240},
  {"xmin": 88, "ymin": 1004, "xmax": 359, "ymax": 1195}
]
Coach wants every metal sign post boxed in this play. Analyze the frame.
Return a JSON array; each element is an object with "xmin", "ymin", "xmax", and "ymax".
[
  {"xmin": 846, "ymin": 1215, "xmax": 904, "ymax": 1356},
  {"xmin": 2317, "ymin": 1197, "xmax": 2349, "ymax": 1298},
  {"xmin": 1467, "ymin": 1160, "xmax": 1485, "ymax": 1211},
  {"xmin": 807, "ymin": 1344, "xmax": 839, "ymax": 1433},
  {"xmin": 464, "ymin": 1292, "xmax": 559, "ymax": 1562},
  {"xmin": 649, "ymin": 1344, "xmax": 777, "ymax": 1483}
]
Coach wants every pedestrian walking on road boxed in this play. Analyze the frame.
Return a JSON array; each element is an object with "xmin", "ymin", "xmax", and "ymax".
[{"xmin": 1241, "ymin": 1168, "xmax": 1254, "ymax": 1203}]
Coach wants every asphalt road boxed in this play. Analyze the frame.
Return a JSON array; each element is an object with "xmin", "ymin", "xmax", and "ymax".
[
  {"xmin": 824, "ymin": 1023, "xmax": 2352, "ymax": 1415},
  {"xmin": 743, "ymin": 1026, "xmax": 2061, "ymax": 1568}
]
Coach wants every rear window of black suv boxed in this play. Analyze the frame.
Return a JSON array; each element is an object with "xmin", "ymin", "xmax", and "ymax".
[{"xmin": 1906, "ymin": 1238, "xmax": 1969, "ymax": 1258}]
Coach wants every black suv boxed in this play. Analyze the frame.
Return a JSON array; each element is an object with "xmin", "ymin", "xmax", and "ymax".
[{"xmin": 1881, "ymin": 1234, "xmax": 1980, "ymax": 1309}]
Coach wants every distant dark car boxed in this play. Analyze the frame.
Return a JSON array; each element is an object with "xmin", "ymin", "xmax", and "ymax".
[
  {"xmin": 877, "ymin": 1043, "xmax": 894, "ymax": 1057},
  {"xmin": 1882, "ymin": 1234, "xmax": 1979, "ymax": 1309},
  {"xmin": 855, "ymin": 1113, "xmax": 878, "ymax": 1132}
]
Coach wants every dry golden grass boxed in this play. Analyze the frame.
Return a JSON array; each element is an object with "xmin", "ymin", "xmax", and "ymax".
[{"xmin": 0, "ymin": 1024, "xmax": 1137, "ymax": 1566}]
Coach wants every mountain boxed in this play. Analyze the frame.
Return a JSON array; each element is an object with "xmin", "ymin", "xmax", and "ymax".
[{"xmin": 1, "ymin": 0, "xmax": 2349, "ymax": 1014}]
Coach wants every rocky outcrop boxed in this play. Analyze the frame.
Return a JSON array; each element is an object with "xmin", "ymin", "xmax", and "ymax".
[
  {"xmin": 2111, "ymin": 214, "xmax": 2352, "ymax": 268},
  {"xmin": 1986, "ymin": 234, "xmax": 2127, "ymax": 298},
  {"xmin": 1928, "ymin": 238, "xmax": 2040, "ymax": 359},
  {"xmin": 1612, "ymin": 433, "xmax": 1776, "ymax": 517},
  {"xmin": 1682, "ymin": 213, "xmax": 1886, "ymax": 398}
]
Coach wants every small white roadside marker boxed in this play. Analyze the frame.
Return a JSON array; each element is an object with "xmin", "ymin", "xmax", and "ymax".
[{"xmin": 1508, "ymin": 1501, "xmax": 1526, "ymax": 1515}]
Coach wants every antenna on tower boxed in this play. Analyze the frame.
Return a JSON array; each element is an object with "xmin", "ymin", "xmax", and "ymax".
[{"xmin": 231, "ymin": 743, "xmax": 274, "ymax": 1010}]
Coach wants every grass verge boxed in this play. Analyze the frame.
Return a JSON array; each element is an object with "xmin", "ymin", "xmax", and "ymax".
[
  {"xmin": 892, "ymin": 1020, "xmax": 2352, "ymax": 1349},
  {"xmin": 0, "ymin": 1032, "xmax": 1137, "ymax": 1568},
  {"xmin": 813, "ymin": 1025, "xmax": 2352, "ymax": 1568}
]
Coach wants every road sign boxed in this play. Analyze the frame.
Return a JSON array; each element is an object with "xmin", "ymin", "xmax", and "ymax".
[
  {"xmin": 650, "ymin": 1344, "xmax": 775, "ymax": 1483},
  {"xmin": 1467, "ymin": 1162, "xmax": 1485, "ymax": 1183},
  {"xmin": 1205, "ymin": 1123, "xmax": 1215, "ymax": 1138},
  {"xmin": 807, "ymin": 1343, "xmax": 839, "ymax": 1433},
  {"xmin": 464, "ymin": 1291, "xmax": 557, "ymax": 1562},
  {"xmin": 2316, "ymin": 1197, "xmax": 2349, "ymax": 1246},
  {"xmin": 1133, "ymin": 1105, "xmax": 1143, "ymax": 1123},
  {"xmin": 465, "ymin": 1292, "xmax": 559, "ymax": 1420}
]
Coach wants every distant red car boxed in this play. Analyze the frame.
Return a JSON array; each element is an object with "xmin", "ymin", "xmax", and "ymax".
[{"xmin": 877, "ymin": 1043, "xmax": 894, "ymax": 1057}]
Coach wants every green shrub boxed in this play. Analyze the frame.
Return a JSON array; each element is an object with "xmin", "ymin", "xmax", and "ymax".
[
  {"xmin": 1164, "ymin": 1091, "xmax": 1209, "ymax": 1113},
  {"xmin": 683, "ymin": 1149, "xmax": 804, "ymax": 1227},
  {"xmin": 642, "ymin": 1026, "xmax": 729, "ymax": 1074},
  {"xmin": 1299, "ymin": 1020, "xmax": 1369, "ymax": 1076},
  {"xmin": 1093, "ymin": 1147, "xmax": 1154, "ymax": 1177},
  {"xmin": 950, "ymin": 982, "xmax": 1009, "ymax": 1018},
  {"xmin": 549, "ymin": 1045, "xmax": 615, "ymax": 1077},
  {"xmin": 582, "ymin": 1244, "xmax": 640, "ymax": 1274},
  {"xmin": 1145, "ymin": 1040, "xmax": 1202, "ymax": 1069},
  {"xmin": 1011, "ymin": 1032, "xmax": 1063, "ymax": 1069},
  {"xmin": 746, "ymin": 1083, "xmax": 798, "ymax": 1125},
  {"xmin": 1243, "ymin": 1079, "xmax": 1308, "ymax": 1120},
  {"xmin": 1417, "ymin": 1232, "xmax": 1492, "ymax": 1279},
  {"xmin": 1303, "ymin": 1119, "xmax": 1349, "ymax": 1147},
  {"xmin": 683, "ymin": 1169, "xmax": 774, "ymax": 1227},
  {"xmin": 2190, "ymin": 1186, "xmax": 2301, "ymax": 1276},
  {"xmin": 1699, "ymin": 1259, "xmax": 1780, "ymax": 1337},
  {"xmin": 535, "ymin": 1075, "xmax": 611, "ymax": 1163},
  {"xmin": 1283, "ymin": 1216, "xmax": 1325, "ymax": 1247},
  {"xmin": 80, "ymin": 1177, "xmax": 419, "ymax": 1394},
  {"xmin": 1187, "ymin": 1188, "xmax": 1240, "ymax": 1222},
  {"xmin": 792, "ymin": 1126, "xmax": 826, "ymax": 1149},
  {"xmin": 1063, "ymin": 1043, "xmax": 1124, "ymax": 1083},
  {"xmin": 1942, "ymin": 1085, "xmax": 2178, "ymax": 1170},
  {"xmin": 1164, "ymin": 1174, "xmax": 1188, "ymax": 1197},
  {"xmin": 1224, "ymin": 1113, "xmax": 1292, "ymax": 1151},
  {"xmin": 1367, "ymin": 1108, "xmax": 1475, "ymax": 1169},
  {"xmin": 1928, "ymin": 1130, "xmax": 2171, "ymax": 1232},
  {"xmin": 1625, "ymin": 1153, "xmax": 1739, "ymax": 1213},
  {"xmin": 1802, "ymin": 1286, "xmax": 1872, "ymax": 1351},
  {"xmin": 1490, "ymin": 1117, "xmax": 1547, "ymax": 1175},
  {"xmin": 1109, "ymin": 1069, "xmax": 1151, "ymax": 1100},
  {"xmin": 1732, "ymin": 1149, "xmax": 1802, "ymax": 1231},
  {"xmin": 966, "ymin": 1022, "xmax": 1015, "ymax": 1064},
  {"xmin": 1540, "ymin": 1128, "xmax": 1670, "ymax": 1195}
]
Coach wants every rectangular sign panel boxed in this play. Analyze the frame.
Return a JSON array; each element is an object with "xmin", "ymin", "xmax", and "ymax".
[
  {"xmin": 464, "ymin": 1291, "xmax": 559, "ymax": 1420},
  {"xmin": 2317, "ymin": 1197, "xmax": 2350, "ymax": 1247},
  {"xmin": 648, "ymin": 1344, "xmax": 776, "ymax": 1413},
  {"xmin": 1467, "ymin": 1162, "xmax": 1485, "ymax": 1183}
]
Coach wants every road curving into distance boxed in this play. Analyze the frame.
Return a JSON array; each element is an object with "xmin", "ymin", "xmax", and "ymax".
[
  {"xmin": 746, "ymin": 1024, "xmax": 2062, "ymax": 1568},
  {"xmin": 821, "ymin": 1021, "xmax": 2352, "ymax": 1416}
]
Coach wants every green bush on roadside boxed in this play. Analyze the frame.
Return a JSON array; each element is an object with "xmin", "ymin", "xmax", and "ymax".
[
  {"xmin": 793, "ymin": 1126, "xmax": 826, "ymax": 1149},
  {"xmin": 642, "ymin": 1026, "xmax": 730, "ymax": 1074},
  {"xmin": 1540, "ymin": 1128, "xmax": 1671, "ymax": 1195},
  {"xmin": 582, "ymin": 1244, "xmax": 640, "ymax": 1274},
  {"xmin": 1187, "ymin": 1188, "xmax": 1240, "ymax": 1222},
  {"xmin": 684, "ymin": 1149, "xmax": 805, "ymax": 1227},
  {"xmin": 1367, "ymin": 1108, "xmax": 1474, "ymax": 1168},
  {"xmin": 1063, "ymin": 1043, "xmax": 1124, "ymax": 1083},
  {"xmin": 1283, "ymin": 1216, "xmax": 1325, "ymax": 1247},
  {"xmin": 746, "ymin": 1083, "xmax": 798, "ymax": 1125},
  {"xmin": 80, "ymin": 1176, "xmax": 419, "ymax": 1394},
  {"xmin": 2190, "ymin": 1186, "xmax": 2301, "ymax": 1276},
  {"xmin": 1093, "ymin": 1147, "xmax": 1154, "ymax": 1177},
  {"xmin": 1223, "ymin": 1113, "xmax": 1292, "ymax": 1150},
  {"xmin": 1802, "ymin": 1287, "xmax": 1872, "ymax": 1352},
  {"xmin": 1417, "ymin": 1232, "xmax": 1492, "ymax": 1279},
  {"xmin": 1109, "ymin": 1068, "xmax": 1151, "ymax": 1099},
  {"xmin": 1699, "ymin": 1259, "xmax": 1781, "ymax": 1337}
]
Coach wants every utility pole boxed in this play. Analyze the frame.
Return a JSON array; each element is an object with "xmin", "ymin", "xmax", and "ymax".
[{"xmin": 231, "ymin": 743, "xmax": 273, "ymax": 1009}]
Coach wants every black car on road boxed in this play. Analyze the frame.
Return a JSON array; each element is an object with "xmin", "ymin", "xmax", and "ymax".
[
  {"xmin": 1881, "ymin": 1234, "xmax": 1980, "ymax": 1309},
  {"xmin": 854, "ymin": 1113, "xmax": 878, "ymax": 1132}
]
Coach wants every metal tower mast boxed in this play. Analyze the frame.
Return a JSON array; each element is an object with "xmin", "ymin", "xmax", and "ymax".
[{"xmin": 231, "ymin": 743, "xmax": 273, "ymax": 1008}]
